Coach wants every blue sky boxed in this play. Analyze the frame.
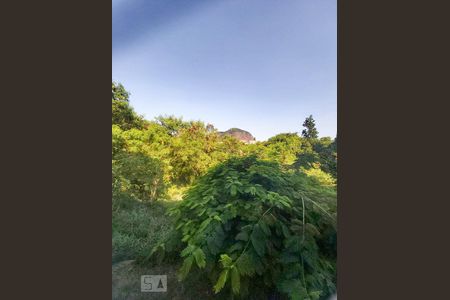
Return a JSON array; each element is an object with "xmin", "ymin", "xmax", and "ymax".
[{"xmin": 113, "ymin": 0, "xmax": 336, "ymax": 141}]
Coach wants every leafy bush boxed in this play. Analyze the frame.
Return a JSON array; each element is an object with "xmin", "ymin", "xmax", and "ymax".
[
  {"xmin": 260, "ymin": 133, "xmax": 303, "ymax": 165},
  {"xmin": 112, "ymin": 125, "xmax": 126, "ymax": 158},
  {"xmin": 113, "ymin": 152, "xmax": 166, "ymax": 202},
  {"xmin": 295, "ymin": 138, "xmax": 337, "ymax": 180},
  {"xmin": 166, "ymin": 185, "xmax": 189, "ymax": 201},
  {"xmin": 301, "ymin": 165, "xmax": 336, "ymax": 188},
  {"xmin": 151, "ymin": 156, "xmax": 336, "ymax": 299}
]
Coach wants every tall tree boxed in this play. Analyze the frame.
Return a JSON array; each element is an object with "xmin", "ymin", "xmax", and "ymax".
[
  {"xmin": 301, "ymin": 115, "xmax": 319, "ymax": 139},
  {"xmin": 112, "ymin": 81, "xmax": 129, "ymax": 102},
  {"xmin": 112, "ymin": 81, "xmax": 143, "ymax": 130}
]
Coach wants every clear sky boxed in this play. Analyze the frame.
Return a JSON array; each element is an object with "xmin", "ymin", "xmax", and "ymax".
[{"xmin": 113, "ymin": 0, "xmax": 336, "ymax": 141}]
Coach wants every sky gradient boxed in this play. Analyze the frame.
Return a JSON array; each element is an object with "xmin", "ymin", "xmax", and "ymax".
[{"xmin": 113, "ymin": 0, "xmax": 336, "ymax": 141}]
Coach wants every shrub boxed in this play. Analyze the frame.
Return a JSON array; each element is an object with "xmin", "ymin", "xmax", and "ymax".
[
  {"xmin": 150, "ymin": 156, "xmax": 336, "ymax": 299},
  {"xmin": 113, "ymin": 152, "xmax": 165, "ymax": 202},
  {"xmin": 301, "ymin": 165, "xmax": 336, "ymax": 188},
  {"xmin": 112, "ymin": 125, "xmax": 126, "ymax": 158},
  {"xmin": 166, "ymin": 185, "xmax": 189, "ymax": 201}
]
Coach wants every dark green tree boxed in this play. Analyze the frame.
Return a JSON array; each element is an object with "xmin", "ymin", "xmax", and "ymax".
[
  {"xmin": 301, "ymin": 115, "xmax": 319, "ymax": 139},
  {"xmin": 112, "ymin": 81, "xmax": 129, "ymax": 101},
  {"xmin": 112, "ymin": 81, "xmax": 144, "ymax": 130}
]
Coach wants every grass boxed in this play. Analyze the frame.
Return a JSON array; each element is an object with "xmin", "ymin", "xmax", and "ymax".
[
  {"xmin": 112, "ymin": 192, "xmax": 177, "ymax": 264},
  {"xmin": 112, "ymin": 189, "xmax": 216, "ymax": 299}
]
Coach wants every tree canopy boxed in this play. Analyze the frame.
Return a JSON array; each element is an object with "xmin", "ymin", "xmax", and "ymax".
[
  {"xmin": 301, "ymin": 115, "xmax": 319, "ymax": 139},
  {"xmin": 112, "ymin": 81, "xmax": 144, "ymax": 130}
]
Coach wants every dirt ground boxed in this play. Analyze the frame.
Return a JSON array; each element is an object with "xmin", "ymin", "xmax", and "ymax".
[
  {"xmin": 112, "ymin": 260, "xmax": 337, "ymax": 300},
  {"xmin": 112, "ymin": 260, "xmax": 213, "ymax": 300}
]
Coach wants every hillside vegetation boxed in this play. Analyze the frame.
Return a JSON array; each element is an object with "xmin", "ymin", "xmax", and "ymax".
[{"xmin": 112, "ymin": 82, "xmax": 337, "ymax": 299}]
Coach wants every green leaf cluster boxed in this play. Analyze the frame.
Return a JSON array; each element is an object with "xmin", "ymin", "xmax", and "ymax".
[
  {"xmin": 112, "ymin": 152, "xmax": 165, "ymax": 202},
  {"xmin": 112, "ymin": 81, "xmax": 144, "ymax": 130},
  {"xmin": 152, "ymin": 156, "xmax": 337, "ymax": 299}
]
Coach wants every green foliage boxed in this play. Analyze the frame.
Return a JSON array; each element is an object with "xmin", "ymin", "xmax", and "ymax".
[
  {"xmin": 113, "ymin": 152, "xmax": 165, "ymax": 202},
  {"xmin": 301, "ymin": 115, "xmax": 319, "ymax": 139},
  {"xmin": 112, "ymin": 82, "xmax": 144, "ymax": 130},
  {"xmin": 167, "ymin": 122, "xmax": 214, "ymax": 185},
  {"xmin": 112, "ymin": 81, "xmax": 130, "ymax": 101},
  {"xmin": 301, "ymin": 166, "xmax": 336, "ymax": 187},
  {"xmin": 111, "ymin": 82, "xmax": 338, "ymax": 299},
  {"xmin": 151, "ymin": 156, "xmax": 336, "ymax": 299},
  {"xmin": 260, "ymin": 133, "xmax": 303, "ymax": 165},
  {"xmin": 295, "ymin": 137, "xmax": 337, "ymax": 179},
  {"xmin": 155, "ymin": 115, "xmax": 189, "ymax": 136},
  {"xmin": 112, "ymin": 198, "xmax": 174, "ymax": 264},
  {"xmin": 112, "ymin": 125, "xmax": 126, "ymax": 158},
  {"xmin": 314, "ymin": 137, "xmax": 337, "ymax": 178}
]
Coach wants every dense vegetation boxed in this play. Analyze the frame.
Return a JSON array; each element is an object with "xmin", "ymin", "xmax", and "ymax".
[{"xmin": 112, "ymin": 81, "xmax": 337, "ymax": 299}]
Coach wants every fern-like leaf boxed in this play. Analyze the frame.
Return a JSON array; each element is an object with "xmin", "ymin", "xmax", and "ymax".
[
  {"xmin": 214, "ymin": 269, "xmax": 229, "ymax": 294},
  {"xmin": 193, "ymin": 248, "xmax": 206, "ymax": 268},
  {"xmin": 219, "ymin": 254, "xmax": 233, "ymax": 268},
  {"xmin": 251, "ymin": 225, "xmax": 266, "ymax": 257},
  {"xmin": 236, "ymin": 252, "xmax": 255, "ymax": 276},
  {"xmin": 231, "ymin": 267, "xmax": 240, "ymax": 294},
  {"xmin": 235, "ymin": 231, "xmax": 249, "ymax": 241},
  {"xmin": 178, "ymin": 256, "xmax": 194, "ymax": 280}
]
